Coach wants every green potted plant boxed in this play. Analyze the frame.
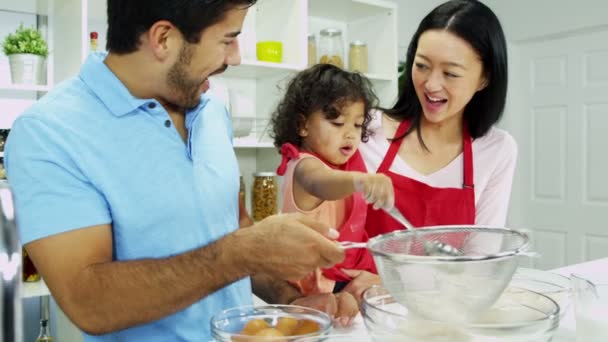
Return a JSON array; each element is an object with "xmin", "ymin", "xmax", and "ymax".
[{"xmin": 2, "ymin": 24, "xmax": 49, "ymax": 85}]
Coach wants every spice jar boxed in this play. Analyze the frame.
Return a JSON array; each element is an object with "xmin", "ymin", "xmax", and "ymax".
[
  {"xmin": 90, "ymin": 31, "xmax": 98, "ymax": 52},
  {"xmin": 239, "ymin": 176, "xmax": 254, "ymax": 227},
  {"xmin": 23, "ymin": 247, "xmax": 40, "ymax": 282},
  {"xmin": 349, "ymin": 40, "xmax": 369, "ymax": 73},
  {"xmin": 318, "ymin": 28, "xmax": 344, "ymax": 68},
  {"xmin": 252, "ymin": 172, "xmax": 278, "ymax": 221},
  {"xmin": 307, "ymin": 33, "xmax": 317, "ymax": 67}
]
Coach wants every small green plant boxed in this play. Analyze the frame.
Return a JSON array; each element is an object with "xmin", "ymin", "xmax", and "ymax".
[{"xmin": 2, "ymin": 24, "xmax": 49, "ymax": 57}]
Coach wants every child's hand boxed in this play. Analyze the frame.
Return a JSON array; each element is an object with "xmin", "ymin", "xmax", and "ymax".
[
  {"xmin": 290, "ymin": 292, "xmax": 359, "ymax": 327},
  {"xmin": 353, "ymin": 173, "xmax": 395, "ymax": 210},
  {"xmin": 341, "ymin": 269, "xmax": 382, "ymax": 305}
]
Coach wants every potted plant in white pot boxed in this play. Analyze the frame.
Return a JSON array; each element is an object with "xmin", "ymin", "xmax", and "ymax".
[{"xmin": 2, "ymin": 24, "xmax": 49, "ymax": 86}]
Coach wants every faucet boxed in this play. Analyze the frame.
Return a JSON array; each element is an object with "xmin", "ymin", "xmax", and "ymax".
[{"xmin": 0, "ymin": 182, "xmax": 23, "ymax": 342}]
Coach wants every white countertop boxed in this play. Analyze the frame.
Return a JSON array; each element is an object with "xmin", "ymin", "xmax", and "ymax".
[{"xmin": 253, "ymin": 258, "xmax": 608, "ymax": 341}]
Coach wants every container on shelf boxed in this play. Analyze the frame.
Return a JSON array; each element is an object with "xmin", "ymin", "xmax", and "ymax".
[
  {"xmin": 90, "ymin": 31, "xmax": 99, "ymax": 52},
  {"xmin": 307, "ymin": 33, "xmax": 317, "ymax": 67},
  {"xmin": 23, "ymin": 247, "xmax": 40, "ymax": 282},
  {"xmin": 252, "ymin": 172, "xmax": 278, "ymax": 221},
  {"xmin": 348, "ymin": 40, "xmax": 368, "ymax": 73},
  {"xmin": 318, "ymin": 28, "xmax": 344, "ymax": 68}
]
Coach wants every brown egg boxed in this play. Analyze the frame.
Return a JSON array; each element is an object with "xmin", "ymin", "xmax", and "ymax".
[
  {"xmin": 275, "ymin": 317, "xmax": 299, "ymax": 335},
  {"xmin": 240, "ymin": 319, "xmax": 270, "ymax": 336},
  {"xmin": 291, "ymin": 319, "xmax": 321, "ymax": 336},
  {"xmin": 254, "ymin": 328, "xmax": 285, "ymax": 337},
  {"xmin": 252, "ymin": 328, "xmax": 286, "ymax": 341}
]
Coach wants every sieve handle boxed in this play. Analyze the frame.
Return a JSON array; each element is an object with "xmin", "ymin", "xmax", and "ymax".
[{"xmin": 338, "ymin": 241, "xmax": 368, "ymax": 250}]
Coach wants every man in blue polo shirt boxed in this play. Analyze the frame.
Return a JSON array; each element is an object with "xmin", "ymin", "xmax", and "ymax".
[{"xmin": 5, "ymin": 1, "xmax": 344, "ymax": 341}]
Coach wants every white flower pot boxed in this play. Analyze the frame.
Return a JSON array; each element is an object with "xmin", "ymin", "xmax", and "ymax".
[{"xmin": 8, "ymin": 53, "xmax": 46, "ymax": 85}]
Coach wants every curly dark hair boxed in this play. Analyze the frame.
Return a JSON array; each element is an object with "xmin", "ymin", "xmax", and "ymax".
[{"xmin": 271, "ymin": 64, "xmax": 378, "ymax": 149}]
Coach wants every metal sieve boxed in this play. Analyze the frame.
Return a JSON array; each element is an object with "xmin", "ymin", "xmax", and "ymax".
[{"xmin": 340, "ymin": 225, "xmax": 534, "ymax": 323}]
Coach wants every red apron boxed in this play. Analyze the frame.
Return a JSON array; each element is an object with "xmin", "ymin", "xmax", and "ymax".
[
  {"xmin": 365, "ymin": 120, "xmax": 476, "ymax": 245},
  {"xmin": 321, "ymin": 150, "xmax": 376, "ymax": 282},
  {"xmin": 277, "ymin": 144, "xmax": 376, "ymax": 284}
]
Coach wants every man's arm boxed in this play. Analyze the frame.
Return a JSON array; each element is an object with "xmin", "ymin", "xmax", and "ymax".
[{"xmin": 27, "ymin": 214, "xmax": 343, "ymax": 335}]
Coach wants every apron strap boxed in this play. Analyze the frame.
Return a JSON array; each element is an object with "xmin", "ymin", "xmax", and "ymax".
[
  {"xmin": 462, "ymin": 126, "xmax": 474, "ymax": 189},
  {"xmin": 377, "ymin": 119, "xmax": 410, "ymax": 173}
]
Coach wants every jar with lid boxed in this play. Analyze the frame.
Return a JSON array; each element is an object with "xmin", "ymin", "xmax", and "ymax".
[
  {"xmin": 318, "ymin": 28, "xmax": 344, "ymax": 68},
  {"xmin": 251, "ymin": 172, "xmax": 278, "ymax": 221},
  {"xmin": 349, "ymin": 40, "xmax": 369, "ymax": 73},
  {"xmin": 307, "ymin": 33, "xmax": 317, "ymax": 67},
  {"xmin": 23, "ymin": 247, "xmax": 41, "ymax": 282},
  {"xmin": 239, "ymin": 175, "xmax": 254, "ymax": 227}
]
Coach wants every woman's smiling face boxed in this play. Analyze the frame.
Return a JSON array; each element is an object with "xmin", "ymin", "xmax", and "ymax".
[{"xmin": 412, "ymin": 29, "xmax": 488, "ymax": 125}]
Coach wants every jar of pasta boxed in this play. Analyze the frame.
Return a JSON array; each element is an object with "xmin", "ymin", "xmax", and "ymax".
[
  {"xmin": 349, "ymin": 40, "xmax": 368, "ymax": 73},
  {"xmin": 318, "ymin": 28, "xmax": 344, "ymax": 68},
  {"xmin": 252, "ymin": 172, "xmax": 278, "ymax": 221}
]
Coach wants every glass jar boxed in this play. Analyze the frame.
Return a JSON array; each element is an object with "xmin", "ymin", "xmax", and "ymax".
[
  {"xmin": 238, "ymin": 175, "xmax": 254, "ymax": 227},
  {"xmin": 307, "ymin": 33, "xmax": 317, "ymax": 67},
  {"xmin": 349, "ymin": 40, "xmax": 369, "ymax": 73},
  {"xmin": 251, "ymin": 172, "xmax": 278, "ymax": 221},
  {"xmin": 318, "ymin": 28, "xmax": 344, "ymax": 68},
  {"xmin": 23, "ymin": 247, "xmax": 41, "ymax": 282}
]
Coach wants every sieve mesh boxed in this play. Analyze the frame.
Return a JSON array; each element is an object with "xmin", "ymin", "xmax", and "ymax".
[{"xmin": 366, "ymin": 226, "xmax": 531, "ymax": 323}]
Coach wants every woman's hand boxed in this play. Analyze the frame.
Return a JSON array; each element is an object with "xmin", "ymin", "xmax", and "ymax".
[
  {"xmin": 290, "ymin": 291, "xmax": 359, "ymax": 327},
  {"xmin": 353, "ymin": 173, "xmax": 394, "ymax": 210},
  {"xmin": 341, "ymin": 269, "xmax": 382, "ymax": 305}
]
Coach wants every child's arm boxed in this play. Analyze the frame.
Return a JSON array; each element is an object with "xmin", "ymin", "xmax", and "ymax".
[{"xmin": 293, "ymin": 157, "xmax": 394, "ymax": 209}]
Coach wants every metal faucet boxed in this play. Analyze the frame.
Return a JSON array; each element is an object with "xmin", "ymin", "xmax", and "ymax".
[{"xmin": 0, "ymin": 182, "xmax": 23, "ymax": 342}]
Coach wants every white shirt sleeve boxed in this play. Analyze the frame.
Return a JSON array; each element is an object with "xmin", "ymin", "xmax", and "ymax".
[{"xmin": 474, "ymin": 131, "xmax": 518, "ymax": 226}]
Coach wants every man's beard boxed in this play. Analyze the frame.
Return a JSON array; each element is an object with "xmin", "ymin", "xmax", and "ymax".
[{"xmin": 167, "ymin": 44, "xmax": 204, "ymax": 109}]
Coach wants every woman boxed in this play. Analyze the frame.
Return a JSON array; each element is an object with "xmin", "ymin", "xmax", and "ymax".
[{"xmin": 359, "ymin": 0, "xmax": 517, "ymax": 237}]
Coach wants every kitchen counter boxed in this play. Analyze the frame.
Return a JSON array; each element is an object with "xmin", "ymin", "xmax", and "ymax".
[{"xmin": 255, "ymin": 258, "xmax": 608, "ymax": 341}]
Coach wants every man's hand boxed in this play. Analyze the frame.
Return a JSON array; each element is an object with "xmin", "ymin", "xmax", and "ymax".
[
  {"xmin": 236, "ymin": 213, "xmax": 344, "ymax": 281},
  {"xmin": 341, "ymin": 269, "xmax": 382, "ymax": 305},
  {"xmin": 290, "ymin": 292, "xmax": 358, "ymax": 327}
]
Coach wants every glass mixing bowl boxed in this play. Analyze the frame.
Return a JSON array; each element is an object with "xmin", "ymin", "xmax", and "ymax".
[
  {"xmin": 362, "ymin": 285, "xmax": 560, "ymax": 342},
  {"xmin": 210, "ymin": 304, "xmax": 332, "ymax": 341},
  {"xmin": 510, "ymin": 267, "xmax": 571, "ymax": 317}
]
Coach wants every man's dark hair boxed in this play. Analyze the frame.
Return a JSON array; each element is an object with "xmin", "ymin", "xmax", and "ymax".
[{"xmin": 106, "ymin": 0, "xmax": 257, "ymax": 53}]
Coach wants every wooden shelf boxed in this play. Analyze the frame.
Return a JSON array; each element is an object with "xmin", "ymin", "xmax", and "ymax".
[
  {"xmin": 22, "ymin": 279, "xmax": 50, "ymax": 299},
  {"xmin": 223, "ymin": 60, "xmax": 303, "ymax": 79}
]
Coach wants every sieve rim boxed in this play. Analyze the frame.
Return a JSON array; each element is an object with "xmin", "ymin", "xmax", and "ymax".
[{"xmin": 366, "ymin": 225, "xmax": 532, "ymax": 263}]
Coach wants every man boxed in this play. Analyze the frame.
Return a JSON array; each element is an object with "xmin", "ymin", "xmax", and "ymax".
[{"xmin": 5, "ymin": 1, "xmax": 344, "ymax": 341}]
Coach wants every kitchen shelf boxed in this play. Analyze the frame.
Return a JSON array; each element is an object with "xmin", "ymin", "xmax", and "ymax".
[
  {"xmin": 0, "ymin": 0, "xmax": 49, "ymax": 16},
  {"xmin": 223, "ymin": 60, "xmax": 303, "ymax": 79},
  {"xmin": 0, "ymin": 84, "xmax": 51, "ymax": 92},
  {"xmin": 233, "ymin": 138, "xmax": 275, "ymax": 149},
  {"xmin": 308, "ymin": 0, "xmax": 395, "ymax": 22},
  {"xmin": 366, "ymin": 73, "xmax": 396, "ymax": 82},
  {"xmin": 22, "ymin": 279, "xmax": 50, "ymax": 299}
]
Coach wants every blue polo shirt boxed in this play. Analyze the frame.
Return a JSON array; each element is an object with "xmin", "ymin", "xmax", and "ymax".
[{"xmin": 5, "ymin": 52, "xmax": 252, "ymax": 341}]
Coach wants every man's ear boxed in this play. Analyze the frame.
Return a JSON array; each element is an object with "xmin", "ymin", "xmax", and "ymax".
[{"xmin": 145, "ymin": 20, "xmax": 181, "ymax": 61}]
